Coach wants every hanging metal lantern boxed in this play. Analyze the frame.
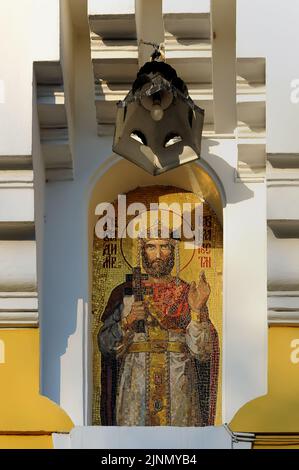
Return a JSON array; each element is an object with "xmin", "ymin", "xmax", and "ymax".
[{"xmin": 113, "ymin": 56, "xmax": 204, "ymax": 175}]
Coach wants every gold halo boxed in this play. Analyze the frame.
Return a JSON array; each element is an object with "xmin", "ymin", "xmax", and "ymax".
[{"xmin": 119, "ymin": 208, "xmax": 196, "ymax": 271}]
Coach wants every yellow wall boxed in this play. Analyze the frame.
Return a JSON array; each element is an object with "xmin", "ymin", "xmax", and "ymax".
[
  {"xmin": 0, "ymin": 329, "xmax": 73, "ymax": 448},
  {"xmin": 230, "ymin": 326, "xmax": 299, "ymax": 437},
  {"xmin": 0, "ymin": 435, "xmax": 53, "ymax": 449}
]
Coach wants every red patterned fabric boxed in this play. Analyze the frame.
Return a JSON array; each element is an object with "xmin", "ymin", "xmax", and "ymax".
[{"xmin": 143, "ymin": 278, "xmax": 191, "ymax": 330}]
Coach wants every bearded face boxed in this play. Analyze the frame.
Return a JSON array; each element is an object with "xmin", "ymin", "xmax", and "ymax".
[{"xmin": 142, "ymin": 239, "xmax": 175, "ymax": 278}]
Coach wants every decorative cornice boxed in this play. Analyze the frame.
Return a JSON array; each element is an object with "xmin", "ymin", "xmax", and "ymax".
[
  {"xmin": 268, "ymin": 310, "xmax": 299, "ymax": 325},
  {"xmin": 0, "ymin": 292, "xmax": 38, "ymax": 327},
  {"xmin": 46, "ymin": 168, "xmax": 73, "ymax": 181},
  {"xmin": 35, "ymin": 59, "xmax": 74, "ymax": 181},
  {"xmin": 267, "ymin": 180, "xmax": 299, "ymax": 187},
  {"xmin": 0, "ymin": 312, "xmax": 38, "ymax": 327},
  {"xmin": 0, "ymin": 155, "xmax": 32, "ymax": 169},
  {"xmin": 268, "ymin": 220, "xmax": 299, "ymax": 238},
  {"xmin": 0, "ymin": 170, "xmax": 33, "ymax": 183}
]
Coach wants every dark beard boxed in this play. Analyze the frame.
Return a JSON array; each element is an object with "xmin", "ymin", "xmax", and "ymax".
[{"xmin": 142, "ymin": 248, "xmax": 175, "ymax": 278}]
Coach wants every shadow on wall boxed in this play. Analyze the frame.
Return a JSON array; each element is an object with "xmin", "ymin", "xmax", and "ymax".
[{"xmin": 204, "ymin": 138, "xmax": 254, "ymax": 206}]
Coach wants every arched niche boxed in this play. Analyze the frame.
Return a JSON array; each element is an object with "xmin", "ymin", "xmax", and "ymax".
[
  {"xmin": 88, "ymin": 158, "xmax": 225, "ymax": 426},
  {"xmin": 89, "ymin": 157, "xmax": 225, "ymax": 249}
]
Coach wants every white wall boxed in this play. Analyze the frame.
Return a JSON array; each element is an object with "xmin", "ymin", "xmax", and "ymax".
[
  {"xmin": 0, "ymin": 187, "xmax": 34, "ymax": 223},
  {"xmin": 32, "ymin": 78, "xmax": 47, "ymax": 384},
  {"xmin": 0, "ymin": 0, "xmax": 60, "ymax": 158},
  {"xmin": 60, "ymin": 0, "xmax": 75, "ymax": 165},
  {"xmin": 41, "ymin": 31, "xmax": 100, "ymax": 419},
  {"xmin": 0, "ymin": 1, "xmax": 33, "ymax": 157},
  {"xmin": 202, "ymin": 139, "xmax": 267, "ymax": 422},
  {"xmin": 0, "ymin": 241, "xmax": 36, "ymax": 292},
  {"xmin": 68, "ymin": 425, "xmax": 234, "ymax": 449},
  {"xmin": 32, "ymin": 0, "xmax": 60, "ymax": 62},
  {"xmin": 237, "ymin": 0, "xmax": 299, "ymax": 153}
]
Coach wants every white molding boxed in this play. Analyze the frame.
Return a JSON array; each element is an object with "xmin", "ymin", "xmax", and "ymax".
[
  {"xmin": 0, "ymin": 312, "xmax": 39, "ymax": 327},
  {"xmin": 236, "ymin": 139, "xmax": 266, "ymax": 183},
  {"xmin": 237, "ymin": 94, "xmax": 265, "ymax": 103},
  {"xmin": 91, "ymin": 49, "xmax": 138, "ymax": 60},
  {"xmin": 91, "ymin": 36, "xmax": 138, "ymax": 58},
  {"xmin": 163, "ymin": 12, "xmax": 211, "ymax": 41},
  {"xmin": 40, "ymin": 128, "xmax": 69, "ymax": 141},
  {"xmin": 52, "ymin": 433, "xmax": 71, "ymax": 449},
  {"xmin": 0, "ymin": 155, "xmax": 32, "ymax": 168},
  {"xmin": 34, "ymin": 34, "xmax": 75, "ymax": 179},
  {"xmin": 166, "ymin": 40, "xmax": 212, "ymax": 60},
  {"xmin": 267, "ymin": 184, "xmax": 299, "ymax": 222},
  {"xmin": 41, "ymin": 132, "xmax": 73, "ymax": 179},
  {"xmin": 268, "ymin": 231, "xmax": 299, "ymax": 291},
  {"xmin": 236, "ymin": 54, "xmax": 266, "ymax": 183},
  {"xmin": 0, "ymin": 241, "xmax": 36, "ymax": 291},
  {"xmin": 235, "ymin": 174, "xmax": 265, "ymax": 183},
  {"xmin": 268, "ymin": 290, "xmax": 299, "ymax": 311},
  {"xmin": 237, "ymin": 82, "xmax": 265, "ymax": 95},
  {"xmin": 267, "ymin": 181, "xmax": 299, "ymax": 187},
  {"xmin": 267, "ymin": 153, "xmax": 299, "ymax": 172},
  {"xmin": 267, "ymin": 164, "xmax": 299, "ymax": 183},
  {"xmin": 0, "ymin": 170, "xmax": 33, "ymax": 184},
  {"xmin": 0, "ymin": 187, "xmax": 34, "ymax": 223},
  {"xmin": 88, "ymin": 13, "xmax": 136, "ymax": 40},
  {"xmin": 268, "ymin": 220, "xmax": 299, "ymax": 239},
  {"xmin": 0, "ymin": 183, "xmax": 34, "ymax": 189},
  {"xmin": 45, "ymin": 168, "xmax": 73, "ymax": 181},
  {"xmin": 34, "ymin": 61, "xmax": 63, "ymax": 86},
  {"xmin": 60, "ymin": 299, "xmax": 89, "ymax": 425},
  {"xmin": 0, "ymin": 291, "xmax": 38, "ymax": 299},
  {"xmin": 237, "ymin": 57, "xmax": 265, "ymax": 84},
  {"xmin": 0, "ymin": 222, "xmax": 35, "ymax": 240},
  {"xmin": 83, "ymin": 300, "xmax": 91, "ymax": 425},
  {"xmin": 224, "ymin": 425, "xmax": 254, "ymax": 448},
  {"xmin": 268, "ymin": 290, "xmax": 299, "ymax": 297},
  {"xmin": 0, "ymin": 297, "xmax": 38, "ymax": 310},
  {"xmin": 67, "ymin": 425, "xmax": 233, "ymax": 449},
  {"xmin": 0, "ymin": 292, "xmax": 38, "ymax": 326},
  {"xmin": 37, "ymin": 86, "xmax": 65, "ymax": 104},
  {"xmin": 268, "ymin": 310, "xmax": 299, "ymax": 325}
]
